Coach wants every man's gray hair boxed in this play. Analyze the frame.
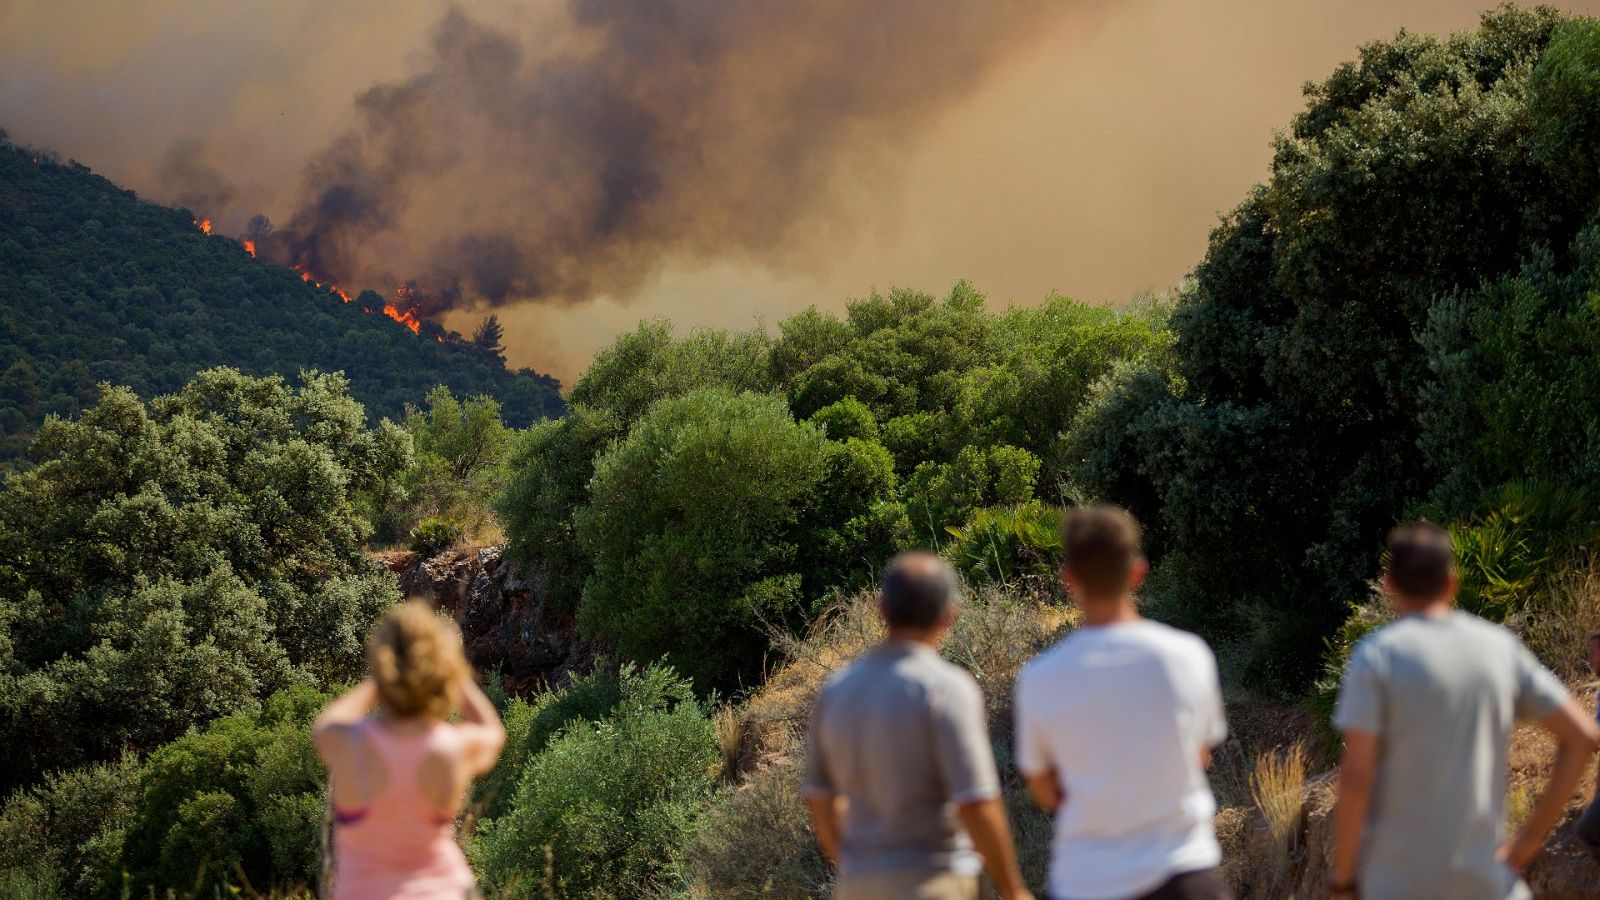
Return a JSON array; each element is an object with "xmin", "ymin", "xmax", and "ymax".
[{"xmin": 881, "ymin": 552, "xmax": 961, "ymax": 629}]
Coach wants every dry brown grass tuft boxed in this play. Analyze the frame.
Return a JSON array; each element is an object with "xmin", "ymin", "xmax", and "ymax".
[
  {"xmin": 681, "ymin": 755, "xmax": 831, "ymax": 899},
  {"xmin": 1249, "ymin": 742, "xmax": 1308, "ymax": 868},
  {"xmin": 1514, "ymin": 556, "xmax": 1600, "ymax": 683}
]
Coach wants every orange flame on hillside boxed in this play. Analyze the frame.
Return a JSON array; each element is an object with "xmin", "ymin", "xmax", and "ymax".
[
  {"xmin": 287, "ymin": 265, "xmax": 430, "ymax": 334},
  {"xmin": 242, "ymin": 240, "xmax": 256, "ymax": 258},
  {"xmin": 197, "ymin": 218, "xmax": 212, "ymax": 235}
]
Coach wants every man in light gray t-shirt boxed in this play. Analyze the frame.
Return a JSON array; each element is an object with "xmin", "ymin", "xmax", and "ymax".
[
  {"xmin": 1330, "ymin": 522, "xmax": 1599, "ymax": 900},
  {"xmin": 804, "ymin": 553, "xmax": 1031, "ymax": 900}
]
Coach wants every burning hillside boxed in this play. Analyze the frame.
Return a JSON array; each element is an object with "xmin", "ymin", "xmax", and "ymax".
[{"xmin": 193, "ymin": 214, "xmax": 433, "ymax": 337}]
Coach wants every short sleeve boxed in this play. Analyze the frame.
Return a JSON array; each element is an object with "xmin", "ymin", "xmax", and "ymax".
[
  {"xmin": 933, "ymin": 675, "xmax": 1001, "ymax": 804},
  {"xmin": 1013, "ymin": 666, "xmax": 1052, "ymax": 777},
  {"xmin": 1512, "ymin": 640, "xmax": 1568, "ymax": 722},
  {"xmin": 1198, "ymin": 644, "xmax": 1228, "ymax": 748},
  {"xmin": 1333, "ymin": 639, "xmax": 1385, "ymax": 736},
  {"xmin": 801, "ymin": 689, "xmax": 836, "ymax": 798}
]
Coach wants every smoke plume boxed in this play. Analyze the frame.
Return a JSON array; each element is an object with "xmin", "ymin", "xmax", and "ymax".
[{"xmin": 262, "ymin": 1, "xmax": 1084, "ymax": 317}]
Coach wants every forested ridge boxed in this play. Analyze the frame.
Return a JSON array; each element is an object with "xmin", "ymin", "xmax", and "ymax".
[
  {"xmin": 0, "ymin": 137, "xmax": 564, "ymax": 467},
  {"xmin": 3, "ymin": 5, "xmax": 1600, "ymax": 898}
]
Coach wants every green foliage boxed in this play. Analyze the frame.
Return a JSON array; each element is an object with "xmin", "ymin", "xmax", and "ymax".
[
  {"xmin": 0, "ymin": 685, "xmax": 329, "ymax": 899},
  {"xmin": 115, "ymin": 684, "xmax": 331, "ymax": 897},
  {"xmin": 577, "ymin": 389, "xmax": 842, "ymax": 690},
  {"xmin": 0, "ymin": 369, "xmax": 403, "ymax": 790},
  {"xmin": 0, "ymin": 754, "xmax": 140, "ymax": 897},
  {"xmin": 0, "ymin": 144, "xmax": 562, "ymax": 468},
  {"xmin": 567, "ymin": 321, "xmax": 775, "ymax": 428},
  {"xmin": 905, "ymin": 445, "xmax": 1042, "ymax": 543},
  {"xmin": 495, "ymin": 405, "xmax": 623, "ymax": 612},
  {"xmin": 807, "ymin": 396, "xmax": 879, "ymax": 442},
  {"xmin": 476, "ymin": 665, "xmax": 627, "ymax": 820},
  {"xmin": 474, "ymin": 664, "xmax": 717, "ymax": 899},
  {"xmin": 387, "ymin": 386, "xmax": 517, "ymax": 541},
  {"xmin": 1073, "ymin": 5, "xmax": 1596, "ymax": 689},
  {"xmin": 409, "ymin": 517, "xmax": 466, "ymax": 557},
  {"xmin": 1450, "ymin": 481, "xmax": 1600, "ymax": 619},
  {"xmin": 944, "ymin": 502, "xmax": 1065, "ymax": 590}
]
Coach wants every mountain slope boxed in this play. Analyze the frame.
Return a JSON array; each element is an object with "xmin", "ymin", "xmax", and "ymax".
[{"xmin": 0, "ymin": 140, "xmax": 563, "ymax": 464}]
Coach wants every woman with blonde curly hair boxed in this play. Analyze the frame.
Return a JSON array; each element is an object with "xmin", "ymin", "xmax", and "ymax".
[{"xmin": 314, "ymin": 600, "xmax": 506, "ymax": 899}]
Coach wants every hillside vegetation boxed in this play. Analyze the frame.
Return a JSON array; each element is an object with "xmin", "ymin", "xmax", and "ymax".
[
  {"xmin": 0, "ymin": 139, "xmax": 564, "ymax": 467},
  {"xmin": 3, "ymin": 5, "xmax": 1600, "ymax": 899}
]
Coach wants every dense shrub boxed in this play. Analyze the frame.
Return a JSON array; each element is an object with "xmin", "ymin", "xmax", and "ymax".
[
  {"xmin": 475, "ymin": 665, "xmax": 627, "ymax": 820},
  {"xmin": 495, "ymin": 405, "xmax": 624, "ymax": 612},
  {"xmin": 944, "ymin": 501, "xmax": 1065, "ymax": 591},
  {"xmin": 386, "ymin": 386, "xmax": 516, "ymax": 542},
  {"xmin": 1074, "ymin": 5, "xmax": 1598, "ymax": 689},
  {"xmin": 115, "ymin": 685, "xmax": 331, "ymax": 896},
  {"xmin": 0, "ymin": 369, "xmax": 404, "ymax": 790},
  {"xmin": 409, "ymin": 516, "xmax": 466, "ymax": 557},
  {"xmin": 577, "ymin": 389, "xmax": 856, "ymax": 690},
  {"xmin": 474, "ymin": 665, "xmax": 718, "ymax": 898},
  {"xmin": 0, "ymin": 754, "xmax": 140, "ymax": 897},
  {"xmin": 0, "ymin": 686, "xmax": 330, "ymax": 899}
]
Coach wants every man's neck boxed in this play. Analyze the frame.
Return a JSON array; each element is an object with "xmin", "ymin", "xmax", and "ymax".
[
  {"xmin": 884, "ymin": 628, "xmax": 940, "ymax": 650},
  {"xmin": 1396, "ymin": 597, "xmax": 1453, "ymax": 618},
  {"xmin": 1078, "ymin": 595, "xmax": 1141, "ymax": 627}
]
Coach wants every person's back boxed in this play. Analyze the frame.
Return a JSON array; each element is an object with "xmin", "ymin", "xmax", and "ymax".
[
  {"xmin": 810, "ymin": 641, "xmax": 991, "ymax": 875},
  {"xmin": 1015, "ymin": 505, "xmax": 1228, "ymax": 900},
  {"xmin": 1334, "ymin": 611, "xmax": 1566, "ymax": 898},
  {"xmin": 331, "ymin": 719, "xmax": 476, "ymax": 900},
  {"xmin": 804, "ymin": 553, "xmax": 1031, "ymax": 900},
  {"xmin": 1016, "ymin": 621, "xmax": 1224, "ymax": 897},
  {"xmin": 1329, "ymin": 522, "xmax": 1597, "ymax": 900},
  {"xmin": 315, "ymin": 600, "xmax": 506, "ymax": 900}
]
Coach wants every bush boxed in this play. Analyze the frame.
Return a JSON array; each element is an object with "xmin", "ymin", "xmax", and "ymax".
[
  {"xmin": 474, "ymin": 664, "xmax": 718, "ymax": 898},
  {"xmin": 409, "ymin": 516, "xmax": 466, "ymax": 557},
  {"xmin": 684, "ymin": 761, "xmax": 829, "ymax": 899},
  {"xmin": 475, "ymin": 664, "xmax": 627, "ymax": 820},
  {"xmin": 1450, "ymin": 481, "xmax": 1599, "ymax": 619},
  {"xmin": 808, "ymin": 397, "xmax": 879, "ymax": 443},
  {"xmin": 385, "ymin": 386, "xmax": 516, "ymax": 542},
  {"xmin": 944, "ymin": 501, "xmax": 1064, "ymax": 591},
  {"xmin": 115, "ymin": 685, "xmax": 332, "ymax": 896},
  {"xmin": 0, "ymin": 754, "xmax": 141, "ymax": 897},
  {"xmin": 0, "ymin": 369, "xmax": 405, "ymax": 791},
  {"xmin": 1070, "ymin": 6, "xmax": 1587, "ymax": 689},
  {"xmin": 576, "ymin": 389, "xmax": 840, "ymax": 690}
]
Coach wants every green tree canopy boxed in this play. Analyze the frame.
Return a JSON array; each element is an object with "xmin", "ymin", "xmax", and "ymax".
[{"xmin": 0, "ymin": 368, "xmax": 406, "ymax": 790}]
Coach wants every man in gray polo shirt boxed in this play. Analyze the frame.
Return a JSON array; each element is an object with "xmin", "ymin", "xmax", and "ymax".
[
  {"xmin": 1330, "ymin": 522, "xmax": 1599, "ymax": 900},
  {"xmin": 803, "ymin": 552, "xmax": 1032, "ymax": 900}
]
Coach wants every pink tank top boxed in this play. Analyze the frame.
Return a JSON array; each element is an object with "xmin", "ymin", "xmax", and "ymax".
[{"xmin": 331, "ymin": 718, "xmax": 476, "ymax": 900}]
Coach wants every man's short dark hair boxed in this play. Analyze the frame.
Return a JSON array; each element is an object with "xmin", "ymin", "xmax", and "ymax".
[
  {"xmin": 1386, "ymin": 521, "xmax": 1455, "ymax": 600},
  {"xmin": 1061, "ymin": 505, "xmax": 1142, "ymax": 597},
  {"xmin": 880, "ymin": 553, "xmax": 961, "ymax": 630}
]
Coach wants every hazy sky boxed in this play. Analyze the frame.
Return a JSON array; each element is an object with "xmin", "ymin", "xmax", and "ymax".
[{"xmin": 4, "ymin": 0, "xmax": 1598, "ymax": 381}]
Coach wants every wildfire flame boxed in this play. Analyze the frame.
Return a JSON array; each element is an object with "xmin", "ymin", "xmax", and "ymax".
[
  {"xmin": 288, "ymin": 265, "xmax": 427, "ymax": 334},
  {"xmin": 197, "ymin": 218, "xmax": 212, "ymax": 235},
  {"xmin": 242, "ymin": 240, "xmax": 256, "ymax": 258}
]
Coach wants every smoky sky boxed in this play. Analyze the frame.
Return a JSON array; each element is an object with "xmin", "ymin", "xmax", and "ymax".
[
  {"xmin": 6, "ymin": 0, "xmax": 1600, "ymax": 378},
  {"xmin": 262, "ymin": 1, "xmax": 1092, "ymax": 317}
]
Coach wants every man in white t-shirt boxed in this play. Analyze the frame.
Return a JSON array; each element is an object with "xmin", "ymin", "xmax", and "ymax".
[{"xmin": 1015, "ymin": 505, "xmax": 1229, "ymax": 900}]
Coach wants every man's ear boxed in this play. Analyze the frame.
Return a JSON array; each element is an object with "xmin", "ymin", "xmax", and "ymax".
[
  {"xmin": 1127, "ymin": 556, "xmax": 1150, "ymax": 592},
  {"xmin": 1444, "ymin": 569, "xmax": 1461, "ymax": 601}
]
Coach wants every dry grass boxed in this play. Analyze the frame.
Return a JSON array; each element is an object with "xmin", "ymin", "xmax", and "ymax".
[
  {"xmin": 684, "ymin": 585, "xmax": 1070, "ymax": 897},
  {"xmin": 1514, "ymin": 556, "xmax": 1600, "ymax": 684},
  {"xmin": 1249, "ymin": 742, "xmax": 1308, "ymax": 871}
]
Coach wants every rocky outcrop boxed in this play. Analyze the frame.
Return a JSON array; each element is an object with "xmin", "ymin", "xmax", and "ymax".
[{"xmin": 379, "ymin": 545, "xmax": 600, "ymax": 695}]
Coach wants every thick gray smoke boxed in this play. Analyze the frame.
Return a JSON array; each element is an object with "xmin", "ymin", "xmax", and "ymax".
[
  {"xmin": 264, "ymin": 1, "xmax": 1082, "ymax": 316},
  {"xmin": 158, "ymin": 139, "xmax": 238, "ymax": 215}
]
